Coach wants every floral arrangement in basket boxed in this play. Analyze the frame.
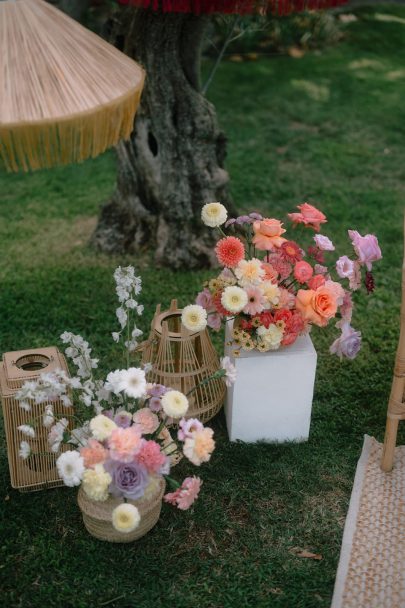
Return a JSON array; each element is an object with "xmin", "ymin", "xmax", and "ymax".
[
  {"xmin": 15, "ymin": 267, "xmax": 235, "ymax": 537},
  {"xmin": 181, "ymin": 202, "xmax": 381, "ymax": 359}
]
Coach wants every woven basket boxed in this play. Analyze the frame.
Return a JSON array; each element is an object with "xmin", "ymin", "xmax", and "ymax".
[
  {"xmin": 141, "ymin": 300, "xmax": 226, "ymax": 424},
  {"xmin": 77, "ymin": 478, "xmax": 166, "ymax": 543}
]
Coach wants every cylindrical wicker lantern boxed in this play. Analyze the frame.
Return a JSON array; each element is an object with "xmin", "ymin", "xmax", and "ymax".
[
  {"xmin": 0, "ymin": 347, "xmax": 73, "ymax": 491},
  {"xmin": 77, "ymin": 478, "xmax": 165, "ymax": 543},
  {"xmin": 141, "ymin": 300, "xmax": 226, "ymax": 423}
]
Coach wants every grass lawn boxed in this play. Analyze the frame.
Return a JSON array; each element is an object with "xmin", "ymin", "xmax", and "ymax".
[{"xmin": 1, "ymin": 5, "xmax": 405, "ymax": 607}]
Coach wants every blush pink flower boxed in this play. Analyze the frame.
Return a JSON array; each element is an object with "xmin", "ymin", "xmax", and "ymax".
[
  {"xmin": 336, "ymin": 255, "xmax": 355, "ymax": 279},
  {"xmin": 308, "ymin": 274, "xmax": 326, "ymax": 290},
  {"xmin": 348, "ymin": 230, "xmax": 382, "ymax": 271},
  {"xmin": 183, "ymin": 428, "xmax": 215, "ymax": 466},
  {"xmin": 278, "ymin": 287, "xmax": 296, "ymax": 309},
  {"xmin": 108, "ymin": 427, "xmax": 143, "ymax": 463},
  {"xmin": 340, "ymin": 291, "xmax": 353, "ymax": 322},
  {"xmin": 215, "ymin": 236, "xmax": 245, "ymax": 268},
  {"xmin": 252, "ymin": 218, "xmax": 287, "ymax": 250},
  {"xmin": 267, "ymin": 253, "xmax": 292, "ymax": 280},
  {"xmin": 196, "ymin": 288, "xmax": 214, "ymax": 310},
  {"xmin": 243, "ymin": 286, "xmax": 265, "ymax": 316},
  {"xmin": 288, "ymin": 203, "xmax": 327, "ymax": 232},
  {"xmin": 207, "ymin": 312, "xmax": 222, "ymax": 331},
  {"xmin": 314, "ymin": 234, "xmax": 335, "ymax": 251},
  {"xmin": 261, "ymin": 262, "xmax": 279, "ymax": 282},
  {"xmin": 80, "ymin": 439, "xmax": 108, "ymax": 468},
  {"xmin": 293, "ymin": 260, "xmax": 313, "ymax": 284},
  {"xmin": 324, "ymin": 280, "xmax": 345, "ymax": 305},
  {"xmin": 164, "ymin": 476, "xmax": 202, "ymax": 510},
  {"xmin": 132, "ymin": 408, "xmax": 159, "ymax": 435},
  {"xmin": 135, "ymin": 440, "xmax": 166, "ymax": 474},
  {"xmin": 314, "ymin": 264, "xmax": 328, "ymax": 275}
]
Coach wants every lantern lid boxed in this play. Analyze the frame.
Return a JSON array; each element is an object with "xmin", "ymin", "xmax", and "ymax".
[
  {"xmin": 0, "ymin": 0, "xmax": 145, "ymax": 172},
  {"xmin": 1, "ymin": 346, "xmax": 66, "ymax": 391}
]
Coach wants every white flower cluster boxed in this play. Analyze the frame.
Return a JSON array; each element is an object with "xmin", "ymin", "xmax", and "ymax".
[
  {"xmin": 16, "ymin": 369, "xmax": 73, "ymax": 412},
  {"xmin": 60, "ymin": 332, "xmax": 98, "ymax": 379},
  {"xmin": 113, "ymin": 266, "xmax": 144, "ymax": 353}
]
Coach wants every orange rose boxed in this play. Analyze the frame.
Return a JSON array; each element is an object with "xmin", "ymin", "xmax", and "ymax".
[
  {"xmin": 252, "ymin": 219, "xmax": 287, "ymax": 251},
  {"xmin": 295, "ymin": 286, "xmax": 338, "ymax": 327}
]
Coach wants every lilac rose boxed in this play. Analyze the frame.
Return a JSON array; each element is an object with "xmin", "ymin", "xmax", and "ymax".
[
  {"xmin": 330, "ymin": 323, "xmax": 361, "ymax": 360},
  {"xmin": 348, "ymin": 230, "xmax": 382, "ymax": 271},
  {"xmin": 105, "ymin": 460, "xmax": 149, "ymax": 500}
]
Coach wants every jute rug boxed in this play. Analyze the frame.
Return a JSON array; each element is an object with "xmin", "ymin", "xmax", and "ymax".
[{"xmin": 331, "ymin": 435, "xmax": 405, "ymax": 608}]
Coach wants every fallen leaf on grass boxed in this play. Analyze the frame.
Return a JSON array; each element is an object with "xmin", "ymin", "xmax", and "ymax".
[
  {"xmin": 290, "ymin": 547, "xmax": 323, "ymax": 560},
  {"xmin": 288, "ymin": 47, "xmax": 305, "ymax": 59}
]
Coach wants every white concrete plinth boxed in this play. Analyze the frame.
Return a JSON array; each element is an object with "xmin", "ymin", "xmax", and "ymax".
[{"xmin": 224, "ymin": 321, "xmax": 317, "ymax": 443}]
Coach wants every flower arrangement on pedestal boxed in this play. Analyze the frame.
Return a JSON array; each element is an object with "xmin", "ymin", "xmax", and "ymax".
[
  {"xmin": 182, "ymin": 202, "xmax": 382, "ymax": 359},
  {"xmin": 15, "ymin": 267, "xmax": 235, "ymax": 539}
]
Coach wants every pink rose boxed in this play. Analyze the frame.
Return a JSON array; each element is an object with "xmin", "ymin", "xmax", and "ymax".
[
  {"xmin": 348, "ymin": 230, "xmax": 382, "ymax": 271},
  {"xmin": 288, "ymin": 203, "xmax": 327, "ymax": 232},
  {"xmin": 313, "ymin": 234, "xmax": 334, "ymax": 251}
]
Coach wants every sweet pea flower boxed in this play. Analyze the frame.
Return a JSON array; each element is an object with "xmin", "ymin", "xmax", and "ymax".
[
  {"xmin": 314, "ymin": 234, "xmax": 335, "ymax": 251},
  {"xmin": 348, "ymin": 230, "xmax": 382, "ymax": 271}
]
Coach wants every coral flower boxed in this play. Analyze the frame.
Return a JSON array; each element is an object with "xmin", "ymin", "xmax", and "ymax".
[
  {"xmin": 288, "ymin": 203, "xmax": 327, "ymax": 232},
  {"xmin": 295, "ymin": 286, "xmax": 338, "ymax": 327},
  {"xmin": 108, "ymin": 427, "xmax": 143, "ymax": 463},
  {"xmin": 280, "ymin": 240, "xmax": 303, "ymax": 263},
  {"xmin": 294, "ymin": 260, "xmax": 313, "ymax": 284},
  {"xmin": 243, "ymin": 286, "xmax": 266, "ymax": 316},
  {"xmin": 135, "ymin": 440, "xmax": 167, "ymax": 474},
  {"xmin": 80, "ymin": 439, "xmax": 108, "ymax": 468},
  {"xmin": 252, "ymin": 218, "xmax": 287, "ymax": 251},
  {"xmin": 261, "ymin": 262, "xmax": 278, "ymax": 282},
  {"xmin": 308, "ymin": 274, "xmax": 326, "ymax": 290},
  {"xmin": 215, "ymin": 236, "xmax": 245, "ymax": 268},
  {"xmin": 183, "ymin": 428, "xmax": 215, "ymax": 466}
]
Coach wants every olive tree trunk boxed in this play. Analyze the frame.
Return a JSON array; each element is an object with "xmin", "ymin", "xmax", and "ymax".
[{"xmin": 91, "ymin": 8, "xmax": 233, "ymax": 269}]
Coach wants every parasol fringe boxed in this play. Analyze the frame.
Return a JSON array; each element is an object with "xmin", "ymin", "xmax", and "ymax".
[{"xmin": 0, "ymin": 83, "xmax": 143, "ymax": 173}]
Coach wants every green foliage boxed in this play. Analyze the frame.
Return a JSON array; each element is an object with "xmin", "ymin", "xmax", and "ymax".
[{"xmin": 1, "ymin": 5, "xmax": 405, "ymax": 606}]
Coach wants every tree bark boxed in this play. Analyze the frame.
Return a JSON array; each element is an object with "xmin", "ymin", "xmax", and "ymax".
[{"xmin": 91, "ymin": 8, "xmax": 234, "ymax": 269}]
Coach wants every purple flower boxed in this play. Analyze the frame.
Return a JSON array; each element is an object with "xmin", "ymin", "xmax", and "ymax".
[
  {"xmin": 105, "ymin": 460, "xmax": 149, "ymax": 500},
  {"xmin": 102, "ymin": 409, "xmax": 114, "ymax": 420},
  {"xmin": 196, "ymin": 288, "xmax": 213, "ymax": 310},
  {"xmin": 113, "ymin": 411, "xmax": 132, "ymax": 428},
  {"xmin": 330, "ymin": 323, "xmax": 361, "ymax": 360},
  {"xmin": 225, "ymin": 218, "xmax": 236, "ymax": 228},
  {"xmin": 348, "ymin": 230, "xmax": 382, "ymax": 271},
  {"xmin": 149, "ymin": 397, "xmax": 162, "ymax": 412},
  {"xmin": 177, "ymin": 417, "xmax": 204, "ymax": 441},
  {"xmin": 249, "ymin": 212, "xmax": 263, "ymax": 220},
  {"xmin": 235, "ymin": 215, "xmax": 251, "ymax": 225},
  {"xmin": 148, "ymin": 384, "xmax": 167, "ymax": 398}
]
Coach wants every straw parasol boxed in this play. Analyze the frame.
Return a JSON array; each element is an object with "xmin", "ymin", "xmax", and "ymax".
[{"xmin": 0, "ymin": 0, "xmax": 145, "ymax": 172}]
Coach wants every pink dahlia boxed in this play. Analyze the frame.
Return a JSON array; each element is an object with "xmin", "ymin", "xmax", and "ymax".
[
  {"xmin": 164, "ymin": 476, "xmax": 202, "ymax": 510},
  {"xmin": 243, "ymin": 286, "xmax": 265, "ymax": 316},
  {"xmin": 215, "ymin": 236, "xmax": 245, "ymax": 268}
]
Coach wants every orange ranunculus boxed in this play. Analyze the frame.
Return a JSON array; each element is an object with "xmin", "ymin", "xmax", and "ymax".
[
  {"xmin": 295, "ymin": 286, "xmax": 338, "ymax": 327},
  {"xmin": 252, "ymin": 219, "xmax": 287, "ymax": 251}
]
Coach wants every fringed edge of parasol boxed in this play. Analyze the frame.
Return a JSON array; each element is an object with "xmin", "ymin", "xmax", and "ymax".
[{"xmin": 0, "ymin": 81, "xmax": 144, "ymax": 173}]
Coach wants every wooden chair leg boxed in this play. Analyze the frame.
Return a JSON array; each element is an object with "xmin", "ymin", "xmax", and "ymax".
[{"xmin": 381, "ymin": 417, "xmax": 399, "ymax": 472}]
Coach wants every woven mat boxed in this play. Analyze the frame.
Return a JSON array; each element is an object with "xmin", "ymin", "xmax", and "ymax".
[{"xmin": 331, "ymin": 435, "xmax": 405, "ymax": 608}]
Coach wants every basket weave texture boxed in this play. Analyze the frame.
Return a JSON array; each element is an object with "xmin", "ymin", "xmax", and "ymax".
[
  {"xmin": 77, "ymin": 478, "xmax": 166, "ymax": 543},
  {"xmin": 141, "ymin": 300, "xmax": 226, "ymax": 424}
]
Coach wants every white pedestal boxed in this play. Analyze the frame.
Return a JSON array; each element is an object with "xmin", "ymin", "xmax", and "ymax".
[{"xmin": 224, "ymin": 321, "xmax": 317, "ymax": 443}]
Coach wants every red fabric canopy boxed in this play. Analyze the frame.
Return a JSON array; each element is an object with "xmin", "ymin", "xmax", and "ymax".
[{"xmin": 118, "ymin": 0, "xmax": 346, "ymax": 15}]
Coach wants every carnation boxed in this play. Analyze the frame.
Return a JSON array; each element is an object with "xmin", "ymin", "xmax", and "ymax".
[
  {"xmin": 56, "ymin": 451, "xmax": 85, "ymax": 487},
  {"xmin": 220, "ymin": 356, "xmax": 237, "ymax": 388},
  {"xmin": 164, "ymin": 476, "xmax": 202, "ymax": 510},
  {"xmin": 105, "ymin": 370, "xmax": 126, "ymax": 395},
  {"xmin": 109, "ymin": 426, "xmax": 143, "ymax": 463},
  {"xmin": 82, "ymin": 464, "xmax": 112, "ymax": 501},
  {"xmin": 114, "ymin": 410, "xmax": 133, "ymax": 428},
  {"xmin": 80, "ymin": 438, "xmax": 108, "ymax": 468},
  {"xmin": 161, "ymin": 390, "xmax": 189, "ymax": 419},
  {"xmin": 221, "ymin": 286, "xmax": 248, "ymax": 314},
  {"xmin": 90, "ymin": 414, "xmax": 117, "ymax": 441},
  {"xmin": 177, "ymin": 417, "xmax": 204, "ymax": 441},
  {"xmin": 135, "ymin": 440, "xmax": 167, "ymax": 474},
  {"xmin": 181, "ymin": 305, "xmax": 207, "ymax": 333},
  {"xmin": 235, "ymin": 258, "xmax": 265, "ymax": 287},
  {"xmin": 183, "ymin": 427, "xmax": 215, "ymax": 466},
  {"xmin": 133, "ymin": 408, "xmax": 160, "ymax": 434},
  {"xmin": 257, "ymin": 324, "xmax": 284, "ymax": 350},
  {"xmin": 112, "ymin": 503, "xmax": 141, "ymax": 534},
  {"xmin": 201, "ymin": 202, "xmax": 227, "ymax": 228}
]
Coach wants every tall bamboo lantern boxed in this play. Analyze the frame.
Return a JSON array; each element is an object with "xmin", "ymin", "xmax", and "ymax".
[
  {"xmin": 0, "ymin": 347, "xmax": 72, "ymax": 491},
  {"xmin": 0, "ymin": 0, "xmax": 145, "ymax": 172},
  {"xmin": 142, "ymin": 300, "xmax": 226, "ymax": 423}
]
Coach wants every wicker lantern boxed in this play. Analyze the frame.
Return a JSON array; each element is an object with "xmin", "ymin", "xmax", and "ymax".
[
  {"xmin": 0, "ymin": 347, "xmax": 72, "ymax": 491},
  {"xmin": 141, "ymin": 300, "xmax": 226, "ymax": 424}
]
